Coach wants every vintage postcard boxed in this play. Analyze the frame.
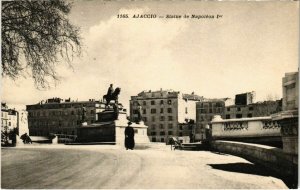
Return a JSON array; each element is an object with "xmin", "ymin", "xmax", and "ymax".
[{"xmin": 1, "ymin": 0, "xmax": 299, "ymax": 189}]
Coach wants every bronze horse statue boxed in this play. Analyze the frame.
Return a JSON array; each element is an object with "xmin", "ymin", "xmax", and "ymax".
[{"xmin": 103, "ymin": 87, "xmax": 121, "ymax": 107}]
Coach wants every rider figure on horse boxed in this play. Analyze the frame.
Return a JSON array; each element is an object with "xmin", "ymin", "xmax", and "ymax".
[
  {"xmin": 107, "ymin": 84, "xmax": 114, "ymax": 97},
  {"xmin": 103, "ymin": 84, "xmax": 121, "ymax": 108}
]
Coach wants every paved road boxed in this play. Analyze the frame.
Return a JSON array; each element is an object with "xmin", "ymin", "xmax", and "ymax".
[{"xmin": 1, "ymin": 145, "xmax": 288, "ymax": 189}]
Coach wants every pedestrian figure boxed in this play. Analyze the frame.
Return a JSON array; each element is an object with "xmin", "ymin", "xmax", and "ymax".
[{"xmin": 125, "ymin": 122, "xmax": 135, "ymax": 150}]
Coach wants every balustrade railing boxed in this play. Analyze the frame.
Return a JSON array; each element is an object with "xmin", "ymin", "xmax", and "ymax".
[{"xmin": 211, "ymin": 116, "xmax": 281, "ymax": 139}]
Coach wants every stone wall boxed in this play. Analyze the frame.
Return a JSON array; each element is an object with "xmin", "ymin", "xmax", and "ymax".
[{"xmin": 210, "ymin": 140, "xmax": 297, "ymax": 185}]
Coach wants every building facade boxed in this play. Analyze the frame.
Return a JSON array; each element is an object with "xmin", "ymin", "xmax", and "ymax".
[
  {"xmin": 224, "ymin": 100, "xmax": 282, "ymax": 119},
  {"xmin": 130, "ymin": 89, "xmax": 203, "ymax": 142},
  {"xmin": 282, "ymin": 72, "xmax": 298, "ymax": 111},
  {"xmin": 195, "ymin": 98, "xmax": 233, "ymax": 140},
  {"xmin": 1, "ymin": 102, "xmax": 18, "ymax": 132},
  {"xmin": 26, "ymin": 98, "xmax": 112, "ymax": 136},
  {"xmin": 196, "ymin": 93, "xmax": 282, "ymax": 140}
]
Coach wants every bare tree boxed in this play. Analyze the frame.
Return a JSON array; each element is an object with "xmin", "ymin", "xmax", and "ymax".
[
  {"xmin": 265, "ymin": 93, "xmax": 274, "ymax": 101},
  {"xmin": 2, "ymin": 0, "xmax": 81, "ymax": 88}
]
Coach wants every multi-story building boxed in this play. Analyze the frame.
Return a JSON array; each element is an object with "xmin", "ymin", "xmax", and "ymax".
[
  {"xmin": 282, "ymin": 72, "xmax": 298, "ymax": 111},
  {"xmin": 196, "ymin": 98, "xmax": 233, "ymax": 140},
  {"xmin": 26, "ymin": 98, "xmax": 114, "ymax": 136},
  {"xmin": 235, "ymin": 92, "xmax": 255, "ymax": 105},
  {"xmin": 224, "ymin": 100, "xmax": 282, "ymax": 119},
  {"xmin": 1, "ymin": 102, "xmax": 18, "ymax": 132},
  {"xmin": 196, "ymin": 92, "xmax": 282, "ymax": 140},
  {"xmin": 130, "ymin": 89, "xmax": 203, "ymax": 142},
  {"xmin": 1, "ymin": 103, "xmax": 9, "ymax": 132}
]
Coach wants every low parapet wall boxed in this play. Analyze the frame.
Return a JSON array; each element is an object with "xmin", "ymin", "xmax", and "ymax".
[{"xmin": 210, "ymin": 140, "xmax": 297, "ymax": 186}]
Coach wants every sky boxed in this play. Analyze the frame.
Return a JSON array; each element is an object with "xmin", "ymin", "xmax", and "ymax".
[{"xmin": 1, "ymin": 1, "xmax": 299, "ymax": 110}]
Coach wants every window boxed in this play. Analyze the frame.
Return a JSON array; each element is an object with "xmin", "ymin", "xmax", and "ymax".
[
  {"xmin": 168, "ymin": 100, "xmax": 172, "ymax": 105},
  {"xmin": 216, "ymin": 102, "xmax": 222, "ymax": 107},
  {"xmin": 237, "ymin": 107, "xmax": 241, "ymax": 111},
  {"xmin": 247, "ymin": 113, "xmax": 252, "ymax": 118},
  {"xmin": 226, "ymin": 115, "xmax": 230, "ymax": 119},
  {"xmin": 143, "ymin": 101, "xmax": 146, "ymax": 106},
  {"xmin": 160, "ymin": 100, "xmax": 164, "ymax": 105},
  {"xmin": 71, "ymin": 111, "xmax": 74, "ymax": 115},
  {"xmin": 168, "ymin": 131, "xmax": 173, "ymax": 135},
  {"xmin": 249, "ymin": 107, "xmax": 253, "ymax": 111},
  {"xmin": 185, "ymin": 107, "xmax": 188, "ymax": 114},
  {"xmin": 179, "ymin": 125, "xmax": 183, "ymax": 130},
  {"xmin": 161, "ymin": 138, "xmax": 165, "ymax": 142},
  {"xmin": 143, "ymin": 109, "xmax": 146, "ymax": 114},
  {"xmin": 143, "ymin": 117, "xmax": 147, "ymax": 122},
  {"xmin": 160, "ymin": 116, "xmax": 165, "ymax": 121},
  {"xmin": 151, "ymin": 132, "xmax": 156, "ymax": 135},
  {"xmin": 236, "ymin": 114, "xmax": 242, "ymax": 118},
  {"xmin": 151, "ymin": 101, "xmax": 155, "ymax": 105},
  {"xmin": 91, "ymin": 110, "xmax": 95, "ymax": 114},
  {"xmin": 160, "ymin": 124, "xmax": 164, "ymax": 129},
  {"xmin": 167, "ymin": 108, "xmax": 172, "ymax": 113},
  {"xmin": 227, "ymin": 107, "xmax": 230, "ymax": 111},
  {"xmin": 160, "ymin": 131, "xmax": 165, "ymax": 135},
  {"xmin": 152, "ymin": 116, "xmax": 155, "ymax": 122},
  {"xmin": 168, "ymin": 123, "xmax": 173, "ymax": 129},
  {"xmin": 152, "ymin": 137, "xmax": 156, "ymax": 142},
  {"xmin": 160, "ymin": 108, "xmax": 164, "ymax": 113},
  {"xmin": 151, "ymin": 109, "xmax": 156, "ymax": 114},
  {"xmin": 209, "ymin": 109, "xmax": 212, "ymax": 113},
  {"xmin": 179, "ymin": 132, "xmax": 183, "ymax": 136},
  {"xmin": 168, "ymin": 116, "xmax": 173, "ymax": 121},
  {"xmin": 151, "ymin": 124, "xmax": 156, "ymax": 129},
  {"xmin": 133, "ymin": 109, "xmax": 139, "ymax": 114}
]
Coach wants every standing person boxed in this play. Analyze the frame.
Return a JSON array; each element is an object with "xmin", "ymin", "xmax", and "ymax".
[{"xmin": 124, "ymin": 122, "xmax": 135, "ymax": 150}]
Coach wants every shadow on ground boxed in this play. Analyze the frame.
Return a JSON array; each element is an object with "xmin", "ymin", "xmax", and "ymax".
[
  {"xmin": 208, "ymin": 162, "xmax": 297, "ymax": 189},
  {"xmin": 209, "ymin": 151, "xmax": 229, "ymax": 156},
  {"xmin": 208, "ymin": 162, "xmax": 272, "ymax": 176}
]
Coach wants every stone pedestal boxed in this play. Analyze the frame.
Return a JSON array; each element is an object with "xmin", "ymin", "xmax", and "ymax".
[
  {"xmin": 272, "ymin": 110, "xmax": 298, "ymax": 155},
  {"xmin": 77, "ymin": 110, "xmax": 150, "ymax": 147},
  {"xmin": 271, "ymin": 109, "xmax": 298, "ymax": 183},
  {"xmin": 115, "ymin": 114, "xmax": 150, "ymax": 148}
]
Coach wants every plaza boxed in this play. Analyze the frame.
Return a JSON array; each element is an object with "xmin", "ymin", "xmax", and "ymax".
[{"xmin": 1, "ymin": 144, "xmax": 288, "ymax": 189}]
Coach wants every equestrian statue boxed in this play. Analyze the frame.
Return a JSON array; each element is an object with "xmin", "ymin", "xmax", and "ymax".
[{"xmin": 103, "ymin": 84, "xmax": 121, "ymax": 107}]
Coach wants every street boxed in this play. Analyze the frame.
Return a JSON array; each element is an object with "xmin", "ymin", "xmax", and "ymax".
[{"xmin": 1, "ymin": 145, "xmax": 288, "ymax": 189}]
